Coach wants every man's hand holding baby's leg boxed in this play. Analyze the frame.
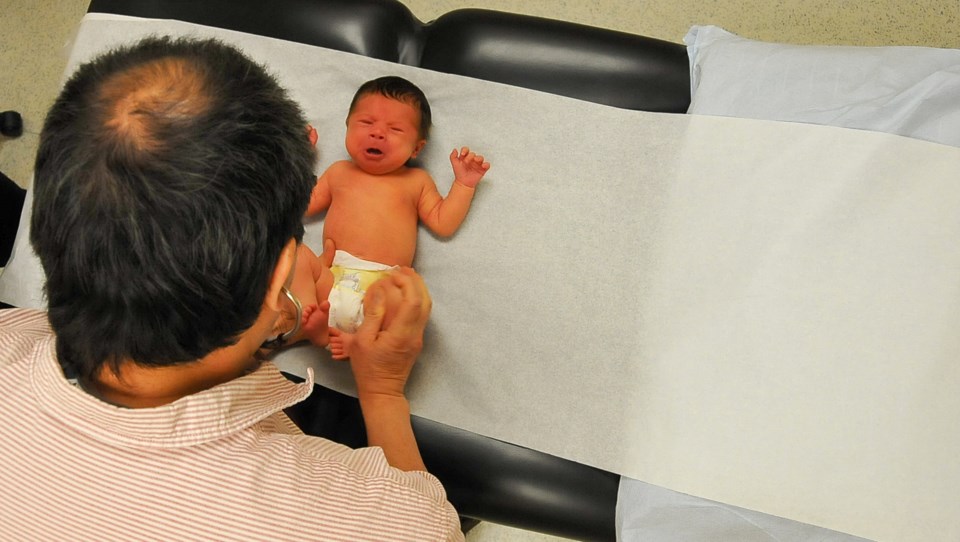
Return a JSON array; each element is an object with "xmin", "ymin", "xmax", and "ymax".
[
  {"xmin": 350, "ymin": 268, "xmax": 430, "ymax": 399},
  {"xmin": 349, "ymin": 268, "xmax": 432, "ymax": 471}
]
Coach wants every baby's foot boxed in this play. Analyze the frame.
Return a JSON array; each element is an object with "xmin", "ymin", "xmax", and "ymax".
[
  {"xmin": 328, "ymin": 328, "xmax": 355, "ymax": 360},
  {"xmin": 302, "ymin": 302, "xmax": 330, "ymax": 347}
]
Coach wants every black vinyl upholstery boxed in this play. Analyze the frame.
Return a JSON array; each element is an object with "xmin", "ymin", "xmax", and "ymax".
[
  {"xmin": 87, "ymin": 0, "xmax": 691, "ymax": 112},
  {"xmin": 414, "ymin": 417, "xmax": 621, "ymax": 541},
  {"xmin": 420, "ymin": 9, "xmax": 690, "ymax": 112},
  {"xmin": 0, "ymin": 171, "xmax": 26, "ymax": 272},
  {"xmin": 87, "ymin": 0, "xmax": 423, "ymax": 63}
]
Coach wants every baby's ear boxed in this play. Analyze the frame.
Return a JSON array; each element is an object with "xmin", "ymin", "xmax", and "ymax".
[{"xmin": 410, "ymin": 139, "xmax": 427, "ymax": 158}]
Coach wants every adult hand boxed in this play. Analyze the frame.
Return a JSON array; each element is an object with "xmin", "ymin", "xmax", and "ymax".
[{"xmin": 349, "ymin": 268, "xmax": 431, "ymax": 400}]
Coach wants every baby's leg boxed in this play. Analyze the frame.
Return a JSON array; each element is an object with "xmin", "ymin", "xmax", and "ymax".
[
  {"xmin": 327, "ymin": 328, "xmax": 355, "ymax": 360},
  {"xmin": 299, "ymin": 246, "xmax": 333, "ymax": 347},
  {"xmin": 301, "ymin": 301, "xmax": 331, "ymax": 347}
]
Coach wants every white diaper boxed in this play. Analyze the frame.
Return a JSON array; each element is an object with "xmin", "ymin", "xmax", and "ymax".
[{"xmin": 327, "ymin": 250, "xmax": 397, "ymax": 333}]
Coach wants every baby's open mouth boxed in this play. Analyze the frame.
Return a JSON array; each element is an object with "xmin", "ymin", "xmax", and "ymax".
[{"xmin": 365, "ymin": 148, "xmax": 383, "ymax": 155}]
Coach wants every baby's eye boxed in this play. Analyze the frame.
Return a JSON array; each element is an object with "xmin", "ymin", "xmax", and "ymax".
[{"xmin": 390, "ymin": 127, "xmax": 404, "ymax": 133}]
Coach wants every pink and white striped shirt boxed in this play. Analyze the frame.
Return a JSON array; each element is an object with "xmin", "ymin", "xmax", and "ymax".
[{"xmin": 0, "ymin": 308, "xmax": 463, "ymax": 541}]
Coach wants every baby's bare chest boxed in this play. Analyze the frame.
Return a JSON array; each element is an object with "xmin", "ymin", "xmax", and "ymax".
[{"xmin": 331, "ymin": 176, "xmax": 420, "ymax": 217}]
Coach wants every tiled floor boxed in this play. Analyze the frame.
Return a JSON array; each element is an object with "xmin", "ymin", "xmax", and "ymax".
[
  {"xmin": 467, "ymin": 522, "xmax": 569, "ymax": 542},
  {"xmin": 0, "ymin": 0, "xmax": 89, "ymax": 189}
]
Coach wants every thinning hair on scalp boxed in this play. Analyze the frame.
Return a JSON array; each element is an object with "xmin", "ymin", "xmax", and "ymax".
[
  {"xmin": 348, "ymin": 75, "xmax": 432, "ymax": 139},
  {"xmin": 31, "ymin": 36, "xmax": 317, "ymax": 382}
]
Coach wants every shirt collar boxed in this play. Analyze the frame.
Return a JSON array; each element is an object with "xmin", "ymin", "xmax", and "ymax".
[{"xmin": 31, "ymin": 335, "xmax": 315, "ymax": 448}]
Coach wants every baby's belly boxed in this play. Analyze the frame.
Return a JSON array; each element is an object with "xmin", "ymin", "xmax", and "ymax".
[{"xmin": 324, "ymin": 220, "xmax": 417, "ymax": 267}]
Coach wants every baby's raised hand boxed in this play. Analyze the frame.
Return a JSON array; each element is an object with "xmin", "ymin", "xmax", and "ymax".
[{"xmin": 450, "ymin": 146, "xmax": 491, "ymax": 188}]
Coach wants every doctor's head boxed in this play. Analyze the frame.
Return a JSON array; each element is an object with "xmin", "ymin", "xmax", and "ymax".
[{"xmin": 30, "ymin": 36, "xmax": 316, "ymax": 383}]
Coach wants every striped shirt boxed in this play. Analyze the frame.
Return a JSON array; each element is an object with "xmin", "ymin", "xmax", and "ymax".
[{"xmin": 0, "ymin": 308, "xmax": 463, "ymax": 541}]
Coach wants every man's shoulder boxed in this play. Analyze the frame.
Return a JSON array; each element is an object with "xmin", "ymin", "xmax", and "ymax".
[
  {"xmin": 239, "ymin": 429, "xmax": 463, "ymax": 539},
  {"xmin": 0, "ymin": 308, "xmax": 52, "ymax": 369},
  {"xmin": 0, "ymin": 308, "xmax": 51, "ymax": 337}
]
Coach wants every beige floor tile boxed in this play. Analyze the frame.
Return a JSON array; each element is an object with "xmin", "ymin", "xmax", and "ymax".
[
  {"xmin": 467, "ymin": 522, "xmax": 570, "ymax": 541},
  {"xmin": 0, "ymin": 0, "xmax": 89, "ymax": 188}
]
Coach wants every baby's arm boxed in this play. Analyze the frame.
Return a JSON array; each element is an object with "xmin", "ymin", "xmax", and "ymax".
[
  {"xmin": 419, "ymin": 147, "xmax": 490, "ymax": 237},
  {"xmin": 303, "ymin": 125, "xmax": 329, "ymax": 217},
  {"xmin": 305, "ymin": 170, "xmax": 332, "ymax": 217}
]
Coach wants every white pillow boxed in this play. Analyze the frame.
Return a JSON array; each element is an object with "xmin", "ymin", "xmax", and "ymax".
[{"xmin": 684, "ymin": 25, "xmax": 960, "ymax": 147}]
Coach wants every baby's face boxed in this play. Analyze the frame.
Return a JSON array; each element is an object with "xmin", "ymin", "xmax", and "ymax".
[{"xmin": 345, "ymin": 93, "xmax": 426, "ymax": 175}]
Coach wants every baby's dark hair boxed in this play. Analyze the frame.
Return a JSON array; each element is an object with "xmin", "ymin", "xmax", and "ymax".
[{"xmin": 349, "ymin": 76, "xmax": 432, "ymax": 139}]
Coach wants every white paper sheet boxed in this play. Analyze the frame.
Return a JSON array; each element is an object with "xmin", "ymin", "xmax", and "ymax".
[
  {"xmin": 617, "ymin": 478, "xmax": 872, "ymax": 542},
  {"xmin": 2, "ymin": 15, "xmax": 959, "ymax": 542}
]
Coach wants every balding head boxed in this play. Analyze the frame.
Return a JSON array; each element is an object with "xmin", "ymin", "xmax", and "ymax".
[
  {"xmin": 31, "ymin": 37, "xmax": 317, "ymax": 382},
  {"xmin": 97, "ymin": 57, "xmax": 211, "ymax": 152}
]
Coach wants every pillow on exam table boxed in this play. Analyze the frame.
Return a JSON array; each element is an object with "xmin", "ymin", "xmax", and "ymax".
[{"xmin": 684, "ymin": 25, "xmax": 960, "ymax": 148}]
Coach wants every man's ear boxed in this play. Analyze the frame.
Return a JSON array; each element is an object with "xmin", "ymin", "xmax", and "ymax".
[
  {"xmin": 410, "ymin": 139, "xmax": 427, "ymax": 158},
  {"xmin": 265, "ymin": 238, "xmax": 298, "ymax": 312}
]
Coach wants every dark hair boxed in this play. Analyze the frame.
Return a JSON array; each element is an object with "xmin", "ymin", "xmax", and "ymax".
[
  {"xmin": 30, "ymin": 36, "xmax": 316, "ymax": 382},
  {"xmin": 348, "ymin": 76, "xmax": 432, "ymax": 139}
]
